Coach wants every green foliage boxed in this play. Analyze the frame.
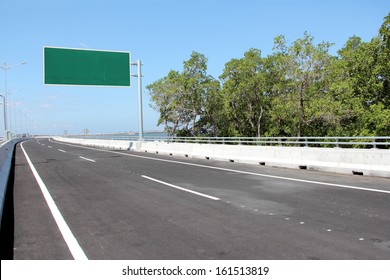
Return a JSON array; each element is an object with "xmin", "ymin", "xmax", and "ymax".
[
  {"xmin": 146, "ymin": 52, "xmax": 220, "ymax": 136},
  {"xmin": 219, "ymin": 48, "xmax": 270, "ymax": 137},
  {"xmin": 147, "ymin": 13, "xmax": 390, "ymax": 137},
  {"xmin": 269, "ymin": 32, "xmax": 334, "ymax": 137}
]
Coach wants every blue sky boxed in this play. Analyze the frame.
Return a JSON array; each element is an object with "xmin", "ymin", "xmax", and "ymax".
[{"xmin": 1, "ymin": 0, "xmax": 389, "ymax": 136}]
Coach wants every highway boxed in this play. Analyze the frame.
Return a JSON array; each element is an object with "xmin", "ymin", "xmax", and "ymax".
[{"xmin": 6, "ymin": 138, "xmax": 390, "ymax": 259}]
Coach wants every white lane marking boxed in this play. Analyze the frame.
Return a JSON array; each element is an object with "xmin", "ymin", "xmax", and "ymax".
[
  {"xmin": 20, "ymin": 142, "xmax": 88, "ymax": 260},
  {"xmin": 142, "ymin": 175, "xmax": 220, "ymax": 201},
  {"xmin": 79, "ymin": 156, "xmax": 96, "ymax": 163},
  {"xmin": 48, "ymin": 146, "xmax": 52, "ymax": 148},
  {"xmin": 58, "ymin": 149, "xmax": 66, "ymax": 153},
  {"xmin": 50, "ymin": 139, "xmax": 390, "ymax": 195}
]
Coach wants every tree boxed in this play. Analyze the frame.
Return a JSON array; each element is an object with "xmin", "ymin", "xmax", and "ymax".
[
  {"xmin": 329, "ymin": 21, "xmax": 390, "ymax": 136},
  {"xmin": 195, "ymin": 79, "xmax": 222, "ymax": 136},
  {"xmin": 271, "ymin": 32, "xmax": 334, "ymax": 137},
  {"xmin": 219, "ymin": 49, "xmax": 270, "ymax": 137},
  {"xmin": 378, "ymin": 12, "xmax": 390, "ymax": 107},
  {"xmin": 146, "ymin": 70, "xmax": 184, "ymax": 136},
  {"xmin": 147, "ymin": 52, "xmax": 219, "ymax": 136},
  {"xmin": 181, "ymin": 52, "xmax": 215, "ymax": 135}
]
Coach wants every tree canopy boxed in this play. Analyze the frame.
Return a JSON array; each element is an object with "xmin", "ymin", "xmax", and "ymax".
[{"xmin": 147, "ymin": 13, "xmax": 390, "ymax": 137}]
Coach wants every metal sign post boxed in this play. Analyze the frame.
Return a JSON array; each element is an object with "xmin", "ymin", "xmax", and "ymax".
[{"xmin": 131, "ymin": 60, "xmax": 144, "ymax": 141}]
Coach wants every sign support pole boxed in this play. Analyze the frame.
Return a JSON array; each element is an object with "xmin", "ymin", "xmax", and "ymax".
[{"xmin": 131, "ymin": 60, "xmax": 144, "ymax": 141}]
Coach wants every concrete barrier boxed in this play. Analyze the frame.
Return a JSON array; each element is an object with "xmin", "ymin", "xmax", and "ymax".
[
  {"xmin": 133, "ymin": 141, "xmax": 390, "ymax": 177},
  {"xmin": 54, "ymin": 137, "xmax": 390, "ymax": 177},
  {"xmin": 53, "ymin": 137, "xmax": 133, "ymax": 150},
  {"xmin": 0, "ymin": 138, "xmax": 23, "ymax": 229}
]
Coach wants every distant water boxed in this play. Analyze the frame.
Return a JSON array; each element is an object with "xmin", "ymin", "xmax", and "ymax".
[
  {"xmin": 134, "ymin": 131, "xmax": 168, "ymax": 138},
  {"xmin": 67, "ymin": 131, "xmax": 168, "ymax": 140}
]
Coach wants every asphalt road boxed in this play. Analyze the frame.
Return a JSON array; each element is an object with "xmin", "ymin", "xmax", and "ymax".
[{"xmin": 8, "ymin": 138, "xmax": 390, "ymax": 259}]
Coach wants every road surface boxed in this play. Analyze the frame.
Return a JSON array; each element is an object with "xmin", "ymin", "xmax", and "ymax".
[{"xmin": 6, "ymin": 138, "xmax": 390, "ymax": 259}]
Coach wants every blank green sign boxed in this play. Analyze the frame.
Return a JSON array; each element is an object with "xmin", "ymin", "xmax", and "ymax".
[{"xmin": 44, "ymin": 47, "xmax": 131, "ymax": 87}]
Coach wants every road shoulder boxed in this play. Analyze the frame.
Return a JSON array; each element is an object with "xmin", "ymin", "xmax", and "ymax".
[{"xmin": 12, "ymin": 143, "xmax": 72, "ymax": 259}]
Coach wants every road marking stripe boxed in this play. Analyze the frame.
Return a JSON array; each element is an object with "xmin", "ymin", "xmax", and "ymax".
[
  {"xmin": 79, "ymin": 156, "xmax": 96, "ymax": 163},
  {"xmin": 142, "ymin": 175, "xmax": 220, "ymax": 201},
  {"xmin": 50, "ymin": 139, "xmax": 390, "ymax": 194},
  {"xmin": 58, "ymin": 149, "xmax": 66, "ymax": 153},
  {"xmin": 20, "ymin": 142, "xmax": 88, "ymax": 260},
  {"xmin": 48, "ymin": 146, "xmax": 52, "ymax": 148}
]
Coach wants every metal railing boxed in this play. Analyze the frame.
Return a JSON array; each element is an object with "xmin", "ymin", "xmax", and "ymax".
[{"xmin": 64, "ymin": 134, "xmax": 390, "ymax": 149}]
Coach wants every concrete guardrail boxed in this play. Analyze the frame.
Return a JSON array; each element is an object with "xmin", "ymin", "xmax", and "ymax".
[
  {"xmin": 0, "ymin": 138, "xmax": 23, "ymax": 230},
  {"xmin": 53, "ymin": 137, "xmax": 133, "ymax": 150},
  {"xmin": 53, "ymin": 137, "xmax": 390, "ymax": 178}
]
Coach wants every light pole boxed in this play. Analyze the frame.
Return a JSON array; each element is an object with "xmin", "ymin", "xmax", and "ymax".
[{"xmin": 1, "ymin": 62, "xmax": 27, "ymax": 139}]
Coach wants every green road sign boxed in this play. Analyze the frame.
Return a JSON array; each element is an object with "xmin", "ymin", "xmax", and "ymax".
[{"xmin": 43, "ymin": 47, "xmax": 131, "ymax": 87}]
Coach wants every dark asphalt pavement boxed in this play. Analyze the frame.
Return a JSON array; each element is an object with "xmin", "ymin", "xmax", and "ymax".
[{"xmin": 8, "ymin": 138, "xmax": 390, "ymax": 259}]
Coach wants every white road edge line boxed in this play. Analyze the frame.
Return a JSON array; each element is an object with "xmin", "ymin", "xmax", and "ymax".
[
  {"xmin": 21, "ymin": 141, "xmax": 88, "ymax": 260},
  {"xmin": 58, "ymin": 149, "xmax": 66, "ymax": 153},
  {"xmin": 142, "ymin": 175, "xmax": 220, "ymax": 201},
  {"xmin": 49, "ymin": 139, "xmax": 390, "ymax": 195},
  {"xmin": 79, "ymin": 156, "xmax": 96, "ymax": 163}
]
